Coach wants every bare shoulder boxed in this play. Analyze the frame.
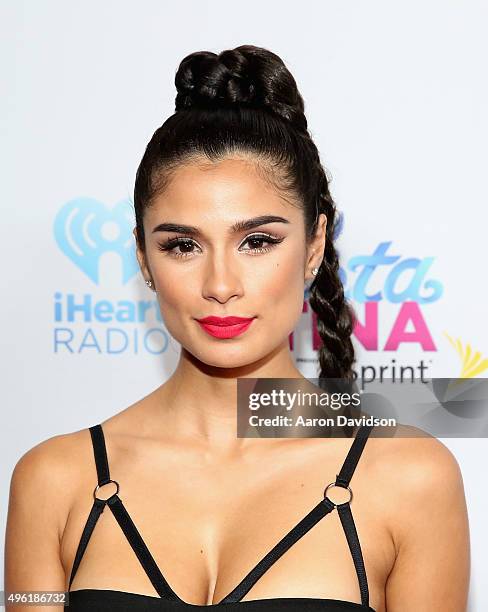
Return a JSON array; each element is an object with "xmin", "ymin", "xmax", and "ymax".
[
  {"xmin": 373, "ymin": 423, "xmax": 463, "ymax": 483},
  {"xmin": 11, "ymin": 427, "xmax": 92, "ymax": 482},
  {"xmin": 8, "ymin": 391, "xmax": 156, "ymax": 503},
  {"xmin": 8, "ymin": 428, "xmax": 94, "ymax": 537},
  {"xmin": 5, "ymin": 427, "xmax": 101, "ymax": 596},
  {"xmin": 365, "ymin": 429, "xmax": 470, "ymax": 609},
  {"xmin": 369, "ymin": 423, "xmax": 464, "ymax": 498},
  {"xmin": 9, "ymin": 397, "xmax": 150, "ymax": 488},
  {"xmin": 9, "ymin": 389, "xmax": 159, "ymax": 503},
  {"xmin": 366, "ymin": 423, "xmax": 467, "ymax": 546}
]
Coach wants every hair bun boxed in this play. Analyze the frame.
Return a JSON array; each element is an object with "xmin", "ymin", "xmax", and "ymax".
[{"xmin": 174, "ymin": 45, "xmax": 307, "ymax": 132}]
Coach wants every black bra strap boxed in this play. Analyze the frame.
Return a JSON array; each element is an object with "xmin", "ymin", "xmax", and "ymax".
[
  {"xmin": 219, "ymin": 498, "xmax": 336, "ymax": 604},
  {"xmin": 68, "ymin": 426, "xmax": 111, "ymax": 589},
  {"xmin": 68, "ymin": 498, "xmax": 106, "ymax": 590},
  {"xmin": 337, "ymin": 502, "xmax": 370, "ymax": 608},
  {"xmin": 89, "ymin": 424, "xmax": 111, "ymax": 485},
  {"xmin": 69, "ymin": 424, "xmax": 179, "ymax": 601},
  {"xmin": 106, "ymin": 495, "xmax": 181, "ymax": 601},
  {"xmin": 336, "ymin": 424, "xmax": 374, "ymax": 488},
  {"xmin": 334, "ymin": 424, "xmax": 374, "ymax": 608},
  {"xmin": 70, "ymin": 423, "xmax": 374, "ymax": 608},
  {"xmin": 222, "ymin": 425, "xmax": 375, "ymax": 605}
]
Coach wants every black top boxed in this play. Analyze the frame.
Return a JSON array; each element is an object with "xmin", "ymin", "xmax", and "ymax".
[{"xmin": 65, "ymin": 424, "xmax": 376, "ymax": 611}]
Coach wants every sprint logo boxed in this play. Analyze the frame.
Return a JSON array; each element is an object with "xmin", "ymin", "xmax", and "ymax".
[{"xmin": 444, "ymin": 332, "xmax": 488, "ymax": 379}]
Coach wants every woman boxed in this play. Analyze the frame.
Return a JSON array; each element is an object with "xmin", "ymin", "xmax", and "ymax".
[{"xmin": 5, "ymin": 45, "xmax": 470, "ymax": 611}]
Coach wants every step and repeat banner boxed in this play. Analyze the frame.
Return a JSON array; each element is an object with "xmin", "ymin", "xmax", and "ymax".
[{"xmin": 2, "ymin": 1, "xmax": 487, "ymax": 608}]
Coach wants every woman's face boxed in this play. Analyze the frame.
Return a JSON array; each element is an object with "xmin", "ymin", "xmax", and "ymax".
[{"xmin": 135, "ymin": 157, "xmax": 325, "ymax": 369}]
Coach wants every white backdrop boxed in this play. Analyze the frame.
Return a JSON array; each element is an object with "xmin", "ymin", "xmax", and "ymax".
[{"xmin": 1, "ymin": 0, "xmax": 487, "ymax": 608}]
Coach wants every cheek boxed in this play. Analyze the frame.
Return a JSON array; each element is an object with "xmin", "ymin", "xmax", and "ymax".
[
  {"xmin": 152, "ymin": 271, "xmax": 195, "ymax": 323},
  {"xmin": 253, "ymin": 256, "xmax": 305, "ymax": 327}
]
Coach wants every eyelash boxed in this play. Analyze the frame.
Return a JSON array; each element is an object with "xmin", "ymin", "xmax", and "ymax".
[{"xmin": 157, "ymin": 233, "xmax": 285, "ymax": 259}]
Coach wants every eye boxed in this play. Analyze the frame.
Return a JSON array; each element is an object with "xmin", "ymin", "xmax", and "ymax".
[
  {"xmin": 157, "ymin": 236, "xmax": 201, "ymax": 259},
  {"xmin": 239, "ymin": 233, "xmax": 284, "ymax": 255},
  {"xmin": 156, "ymin": 232, "xmax": 284, "ymax": 259}
]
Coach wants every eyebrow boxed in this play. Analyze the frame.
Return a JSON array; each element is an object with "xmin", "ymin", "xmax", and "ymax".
[{"xmin": 151, "ymin": 215, "xmax": 290, "ymax": 236}]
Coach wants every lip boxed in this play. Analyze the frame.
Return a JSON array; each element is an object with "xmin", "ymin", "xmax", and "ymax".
[
  {"xmin": 196, "ymin": 316, "xmax": 256, "ymax": 339},
  {"xmin": 197, "ymin": 316, "xmax": 255, "ymax": 325}
]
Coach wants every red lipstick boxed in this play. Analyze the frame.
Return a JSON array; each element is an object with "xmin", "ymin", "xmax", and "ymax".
[{"xmin": 196, "ymin": 316, "xmax": 256, "ymax": 339}]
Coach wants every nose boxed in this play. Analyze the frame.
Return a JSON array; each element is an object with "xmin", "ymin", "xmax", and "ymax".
[{"xmin": 201, "ymin": 249, "xmax": 244, "ymax": 304}]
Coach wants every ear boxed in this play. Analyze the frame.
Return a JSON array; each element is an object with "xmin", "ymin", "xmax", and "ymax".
[
  {"xmin": 304, "ymin": 213, "xmax": 327, "ymax": 282},
  {"xmin": 133, "ymin": 227, "xmax": 153, "ymax": 285}
]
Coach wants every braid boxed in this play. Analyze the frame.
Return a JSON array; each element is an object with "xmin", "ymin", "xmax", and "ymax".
[
  {"xmin": 174, "ymin": 46, "xmax": 308, "ymax": 132},
  {"xmin": 308, "ymin": 166, "xmax": 357, "ymax": 381}
]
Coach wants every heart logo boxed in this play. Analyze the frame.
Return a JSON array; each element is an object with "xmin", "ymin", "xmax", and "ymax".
[{"xmin": 54, "ymin": 198, "xmax": 139, "ymax": 285}]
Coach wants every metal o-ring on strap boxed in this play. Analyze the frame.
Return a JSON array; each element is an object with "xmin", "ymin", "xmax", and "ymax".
[
  {"xmin": 323, "ymin": 481, "xmax": 353, "ymax": 507},
  {"xmin": 93, "ymin": 478, "xmax": 120, "ymax": 502}
]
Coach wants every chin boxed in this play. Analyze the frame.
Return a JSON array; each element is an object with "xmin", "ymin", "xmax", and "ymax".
[
  {"xmin": 201, "ymin": 351, "xmax": 253, "ymax": 369},
  {"xmin": 186, "ymin": 343, "xmax": 262, "ymax": 369}
]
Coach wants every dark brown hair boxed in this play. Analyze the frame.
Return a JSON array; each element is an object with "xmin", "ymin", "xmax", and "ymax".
[{"xmin": 133, "ymin": 45, "xmax": 357, "ymax": 380}]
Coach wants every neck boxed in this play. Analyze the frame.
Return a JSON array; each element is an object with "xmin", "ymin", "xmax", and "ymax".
[{"xmin": 153, "ymin": 340, "xmax": 308, "ymax": 453}]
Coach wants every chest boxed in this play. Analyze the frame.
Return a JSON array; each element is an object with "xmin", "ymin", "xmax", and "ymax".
[{"xmin": 60, "ymin": 439, "xmax": 392, "ymax": 610}]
